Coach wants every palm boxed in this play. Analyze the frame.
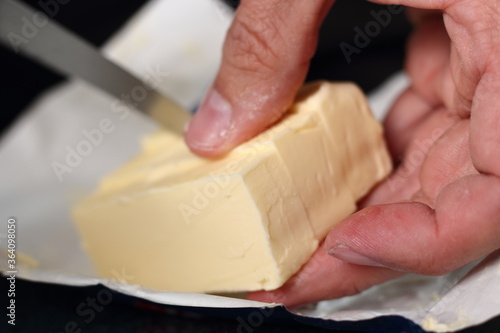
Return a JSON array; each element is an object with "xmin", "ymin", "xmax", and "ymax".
[{"xmin": 368, "ymin": 2, "xmax": 499, "ymax": 211}]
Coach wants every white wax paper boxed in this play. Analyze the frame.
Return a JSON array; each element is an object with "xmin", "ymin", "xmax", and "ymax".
[{"xmin": 1, "ymin": 1, "xmax": 499, "ymax": 331}]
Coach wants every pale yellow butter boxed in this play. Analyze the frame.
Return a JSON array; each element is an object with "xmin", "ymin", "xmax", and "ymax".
[{"xmin": 73, "ymin": 81, "xmax": 392, "ymax": 293}]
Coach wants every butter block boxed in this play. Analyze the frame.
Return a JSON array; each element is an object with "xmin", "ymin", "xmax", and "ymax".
[{"xmin": 73, "ymin": 81, "xmax": 392, "ymax": 293}]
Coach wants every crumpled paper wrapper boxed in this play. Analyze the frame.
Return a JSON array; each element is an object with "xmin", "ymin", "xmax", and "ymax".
[{"xmin": 1, "ymin": 1, "xmax": 499, "ymax": 331}]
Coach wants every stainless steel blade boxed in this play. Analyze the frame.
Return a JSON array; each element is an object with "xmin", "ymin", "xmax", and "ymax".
[{"xmin": 0, "ymin": 0, "xmax": 191, "ymax": 134}]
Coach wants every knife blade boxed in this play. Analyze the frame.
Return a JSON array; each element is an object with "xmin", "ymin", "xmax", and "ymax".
[{"xmin": 0, "ymin": 0, "xmax": 191, "ymax": 135}]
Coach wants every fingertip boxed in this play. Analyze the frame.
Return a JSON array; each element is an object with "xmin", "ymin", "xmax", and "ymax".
[
  {"xmin": 185, "ymin": 88, "xmax": 234, "ymax": 157},
  {"xmin": 247, "ymin": 286, "xmax": 307, "ymax": 309},
  {"xmin": 184, "ymin": 85, "xmax": 287, "ymax": 158},
  {"xmin": 247, "ymin": 289, "xmax": 286, "ymax": 305}
]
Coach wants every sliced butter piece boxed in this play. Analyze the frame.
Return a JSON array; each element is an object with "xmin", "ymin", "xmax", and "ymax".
[{"xmin": 73, "ymin": 81, "xmax": 392, "ymax": 293}]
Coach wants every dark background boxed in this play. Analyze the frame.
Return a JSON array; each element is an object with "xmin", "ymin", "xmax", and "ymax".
[
  {"xmin": 3, "ymin": 278, "xmax": 500, "ymax": 333},
  {"xmin": 1, "ymin": 1, "xmax": 468, "ymax": 332},
  {"xmin": 0, "ymin": 0, "xmax": 411, "ymax": 135}
]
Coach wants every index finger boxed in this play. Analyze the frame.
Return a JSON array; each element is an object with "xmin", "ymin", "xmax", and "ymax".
[{"xmin": 185, "ymin": 0, "xmax": 334, "ymax": 157}]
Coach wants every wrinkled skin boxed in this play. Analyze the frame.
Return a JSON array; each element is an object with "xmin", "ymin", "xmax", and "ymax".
[{"xmin": 185, "ymin": 0, "xmax": 500, "ymax": 307}]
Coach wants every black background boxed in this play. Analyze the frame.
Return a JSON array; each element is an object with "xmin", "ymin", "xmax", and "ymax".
[
  {"xmin": 0, "ymin": 0, "xmax": 411, "ymax": 135},
  {"xmin": 2, "ymin": 278, "xmax": 500, "ymax": 332}
]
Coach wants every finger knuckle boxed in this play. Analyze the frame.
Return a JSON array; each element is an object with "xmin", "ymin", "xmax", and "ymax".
[{"xmin": 225, "ymin": 14, "xmax": 283, "ymax": 75}]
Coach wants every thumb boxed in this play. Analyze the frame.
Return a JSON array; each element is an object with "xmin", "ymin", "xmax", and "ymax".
[
  {"xmin": 185, "ymin": 0, "xmax": 334, "ymax": 157},
  {"xmin": 325, "ymin": 175, "xmax": 500, "ymax": 275}
]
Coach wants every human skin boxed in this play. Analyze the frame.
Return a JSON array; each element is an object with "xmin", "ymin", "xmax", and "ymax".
[{"xmin": 185, "ymin": 0, "xmax": 500, "ymax": 307}]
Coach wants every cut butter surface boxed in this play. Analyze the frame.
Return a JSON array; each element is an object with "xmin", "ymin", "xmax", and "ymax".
[{"xmin": 73, "ymin": 82, "xmax": 392, "ymax": 293}]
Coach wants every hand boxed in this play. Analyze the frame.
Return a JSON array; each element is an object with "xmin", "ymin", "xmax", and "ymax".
[{"xmin": 186, "ymin": 0, "xmax": 500, "ymax": 307}]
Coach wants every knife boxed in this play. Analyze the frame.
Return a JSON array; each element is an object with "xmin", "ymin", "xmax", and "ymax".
[{"xmin": 0, "ymin": 0, "xmax": 191, "ymax": 135}]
